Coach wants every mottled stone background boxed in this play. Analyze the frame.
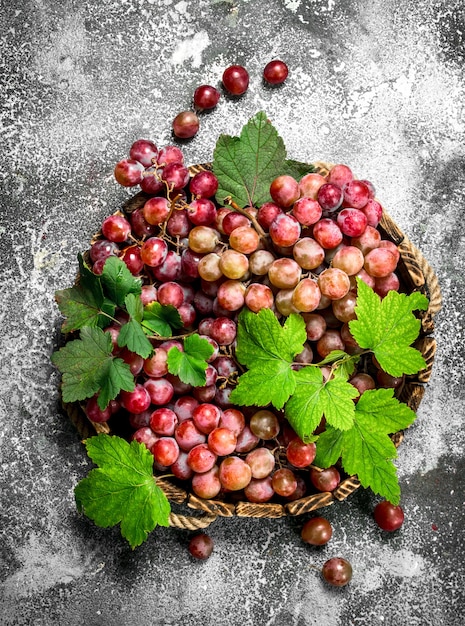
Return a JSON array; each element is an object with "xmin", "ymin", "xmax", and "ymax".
[{"xmin": 1, "ymin": 0, "xmax": 464, "ymax": 624}]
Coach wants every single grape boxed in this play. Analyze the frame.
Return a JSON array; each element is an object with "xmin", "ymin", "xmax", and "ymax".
[
  {"xmin": 190, "ymin": 170, "xmax": 219, "ymax": 198},
  {"xmin": 188, "ymin": 225, "xmax": 220, "ymax": 254},
  {"xmin": 337, "ymin": 208, "xmax": 368, "ymax": 238},
  {"xmin": 245, "ymin": 447, "xmax": 276, "ymax": 479},
  {"xmin": 327, "ymin": 164, "xmax": 353, "ymax": 188},
  {"xmin": 140, "ymin": 166, "xmax": 164, "ymax": 195},
  {"xmin": 317, "ymin": 268, "xmax": 351, "ymax": 300},
  {"xmin": 244, "ymin": 477, "xmax": 275, "ymax": 503},
  {"xmin": 191, "ymin": 466, "xmax": 222, "ymax": 499},
  {"xmin": 217, "ymin": 279, "xmax": 246, "ymax": 312},
  {"xmin": 222, "ymin": 211, "xmax": 251, "ymax": 235},
  {"xmin": 89, "ymin": 239, "xmax": 119, "ymax": 263},
  {"xmin": 222, "ymin": 64, "xmax": 249, "ymax": 95},
  {"xmin": 218, "ymin": 408, "xmax": 245, "ymax": 436},
  {"xmin": 244, "ymin": 282, "xmax": 274, "ymax": 312},
  {"xmin": 129, "ymin": 139, "xmax": 158, "ymax": 167},
  {"xmin": 312, "ymin": 219, "xmax": 343, "ymax": 249},
  {"xmin": 229, "ymin": 226, "xmax": 260, "ymax": 254},
  {"xmin": 186, "ymin": 443, "xmax": 217, "ymax": 473},
  {"xmin": 309, "ymin": 466, "xmax": 341, "ymax": 492},
  {"xmin": 188, "ymin": 533, "xmax": 214, "ymax": 560},
  {"xmin": 249, "ymin": 410, "xmax": 280, "ymax": 440},
  {"xmin": 364, "ymin": 248, "xmax": 398, "ymax": 278},
  {"xmin": 157, "ymin": 144, "xmax": 184, "ymax": 166},
  {"xmin": 292, "ymin": 197, "xmax": 322, "ymax": 226},
  {"xmin": 193, "ymin": 84, "xmax": 221, "ymax": 110},
  {"xmin": 114, "ymin": 158, "xmax": 144, "ymax": 187},
  {"xmin": 157, "ymin": 281, "xmax": 185, "ymax": 308},
  {"xmin": 143, "ymin": 197, "xmax": 170, "ymax": 226},
  {"xmin": 172, "ymin": 110, "xmax": 200, "ymax": 139},
  {"xmin": 299, "ymin": 172, "xmax": 327, "ymax": 199},
  {"xmin": 171, "ymin": 450, "xmax": 194, "ymax": 480},
  {"xmin": 119, "ymin": 384, "xmax": 151, "ymax": 414},
  {"xmin": 317, "ymin": 183, "xmax": 343, "ymax": 212},
  {"xmin": 152, "ymin": 437, "xmax": 180, "ymax": 466},
  {"xmin": 150, "ymin": 407, "xmax": 178, "ymax": 436},
  {"xmin": 271, "ymin": 468, "xmax": 297, "ymax": 497},
  {"xmin": 85, "ymin": 395, "xmax": 112, "ymax": 423},
  {"xmin": 140, "ymin": 237, "xmax": 168, "ymax": 267},
  {"xmin": 263, "ymin": 59, "xmax": 289, "ymax": 84},
  {"xmin": 175, "ymin": 419, "xmax": 207, "ymax": 451},
  {"xmin": 101, "ymin": 214, "xmax": 131, "ymax": 243},
  {"xmin": 235, "ymin": 425, "xmax": 260, "ymax": 453},
  {"xmin": 143, "ymin": 378, "xmax": 174, "ymax": 406},
  {"xmin": 270, "ymin": 175, "xmax": 300, "ymax": 208},
  {"xmin": 286, "ymin": 438, "xmax": 316, "ymax": 468},
  {"xmin": 301, "ymin": 517, "xmax": 333, "ymax": 546},
  {"xmin": 192, "ymin": 403, "xmax": 222, "ymax": 434},
  {"xmin": 322, "ymin": 557, "xmax": 353, "ymax": 587},
  {"xmin": 208, "ymin": 427, "xmax": 237, "ymax": 456},
  {"xmin": 219, "ymin": 456, "xmax": 252, "ymax": 490},
  {"xmin": 187, "ymin": 198, "xmax": 217, "ymax": 226},
  {"xmin": 373, "ymin": 500, "xmax": 405, "ymax": 532},
  {"xmin": 153, "ymin": 250, "xmax": 182, "ymax": 282},
  {"xmin": 268, "ymin": 257, "xmax": 302, "ymax": 289},
  {"xmin": 342, "ymin": 180, "xmax": 370, "ymax": 209},
  {"xmin": 316, "ymin": 329, "xmax": 345, "ymax": 359},
  {"xmin": 163, "ymin": 162, "xmax": 190, "ymax": 190},
  {"xmin": 219, "ymin": 249, "xmax": 249, "ymax": 279},
  {"xmin": 292, "ymin": 278, "xmax": 321, "ymax": 312}
]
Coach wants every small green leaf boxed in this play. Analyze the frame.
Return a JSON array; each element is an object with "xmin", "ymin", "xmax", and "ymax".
[
  {"xmin": 51, "ymin": 326, "xmax": 135, "ymax": 409},
  {"xmin": 354, "ymin": 387, "xmax": 417, "ymax": 434},
  {"xmin": 74, "ymin": 434, "xmax": 170, "ymax": 549},
  {"xmin": 213, "ymin": 111, "xmax": 288, "ymax": 208},
  {"xmin": 229, "ymin": 360, "xmax": 297, "ymax": 410},
  {"xmin": 235, "ymin": 308, "xmax": 306, "ymax": 368},
  {"xmin": 100, "ymin": 256, "xmax": 142, "ymax": 307},
  {"xmin": 349, "ymin": 278, "xmax": 428, "ymax": 377},
  {"xmin": 117, "ymin": 294, "xmax": 153, "ymax": 359},
  {"xmin": 142, "ymin": 301, "xmax": 184, "ymax": 338},
  {"xmin": 55, "ymin": 255, "xmax": 115, "ymax": 332},
  {"xmin": 167, "ymin": 334, "xmax": 214, "ymax": 387},
  {"xmin": 230, "ymin": 309, "xmax": 307, "ymax": 410},
  {"xmin": 284, "ymin": 366, "xmax": 359, "ymax": 440}
]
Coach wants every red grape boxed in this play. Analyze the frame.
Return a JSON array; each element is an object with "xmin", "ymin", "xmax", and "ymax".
[
  {"xmin": 373, "ymin": 500, "xmax": 405, "ymax": 531},
  {"xmin": 222, "ymin": 64, "xmax": 249, "ymax": 95},
  {"xmin": 263, "ymin": 59, "xmax": 289, "ymax": 85},
  {"xmin": 322, "ymin": 557, "xmax": 353, "ymax": 587}
]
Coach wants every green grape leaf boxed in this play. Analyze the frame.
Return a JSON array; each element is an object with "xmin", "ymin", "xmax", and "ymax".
[
  {"xmin": 142, "ymin": 302, "xmax": 184, "ymax": 338},
  {"xmin": 234, "ymin": 308, "xmax": 307, "ymax": 368},
  {"xmin": 100, "ymin": 256, "xmax": 142, "ymax": 307},
  {"xmin": 284, "ymin": 366, "xmax": 359, "ymax": 441},
  {"xmin": 117, "ymin": 294, "xmax": 153, "ymax": 359},
  {"xmin": 51, "ymin": 326, "xmax": 135, "ymax": 409},
  {"xmin": 349, "ymin": 278, "xmax": 428, "ymax": 377},
  {"xmin": 55, "ymin": 255, "xmax": 116, "ymax": 333},
  {"xmin": 282, "ymin": 159, "xmax": 316, "ymax": 179},
  {"xmin": 230, "ymin": 309, "xmax": 307, "ymax": 409},
  {"xmin": 74, "ymin": 434, "xmax": 170, "ymax": 549},
  {"xmin": 314, "ymin": 388, "xmax": 417, "ymax": 504},
  {"xmin": 229, "ymin": 360, "xmax": 297, "ymax": 410},
  {"xmin": 167, "ymin": 334, "xmax": 214, "ymax": 387},
  {"xmin": 213, "ymin": 111, "xmax": 288, "ymax": 208}
]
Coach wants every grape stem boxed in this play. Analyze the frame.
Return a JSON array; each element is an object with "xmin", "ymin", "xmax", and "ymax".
[{"xmin": 223, "ymin": 196, "xmax": 268, "ymax": 240}]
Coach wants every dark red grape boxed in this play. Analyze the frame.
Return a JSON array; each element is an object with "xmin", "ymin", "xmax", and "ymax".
[
  {"xmin": 222, "ymin": 65, "xmax": 249, "ymax": 96},
  {"xmin": 322, "ymin": 557, "xmax": 353, "ymax": 587},
  {"xmin": 188, "ymin": 533, "xmax": 214, "ymax": 560},
  {"xmin": 263, "ymin": 59, "xmax": 289, "ymax": 85},
  {"xmin": 373, "ymin": 500, "xmax": 405, "ymax": 531}
]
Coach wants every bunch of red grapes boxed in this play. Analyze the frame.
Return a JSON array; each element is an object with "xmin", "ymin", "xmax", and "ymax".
[{"xmin": 88, "ymin": 137, "xmax": 405, "ymax": 540}]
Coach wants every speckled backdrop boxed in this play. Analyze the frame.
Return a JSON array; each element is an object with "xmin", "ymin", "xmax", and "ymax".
[{"xmin": 1, "ymin": 0, "xmax": 464, "ymax": 625}]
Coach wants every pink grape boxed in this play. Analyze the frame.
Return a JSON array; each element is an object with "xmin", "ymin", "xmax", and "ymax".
[
  {"xmin": 374, "ymin": 272, "xmax": 400, "ymax": 297},
  {"xmin": 304, "ymin": 313, "xmax": 327, "ymax": 341},
  {"xmin": 298, "ymin": 172, "xmax": 327, "ymax": 199},
  {"xmin": 171, "ymin": 450, "xmax": 194, "ymax": 480},
  {"xmin": 190, "ymin": 170, "xmax": 219, "ymax": 198},
  {"xmin": 219, "ymin": 456, "xmax": 252, "ymax": 490},
  {"xmin": 244, "ymin": 477, "xmax": 275, "ymax": 503},
  {"xmin": 131, "ymin": 426, "xmax": 159, "ymax": 450},
  {"xmin": 157, "ymin": 281, "xmax": 185, "ymax": 307},
  {"xmin": 268, "ymin": 257, "xmax": 302, "ymax": 289},
  {"xmin": 257, "ymin": 202, "xmax": 283, "ymax": 230},
  {"xmin": 245, "ymin": 447, "xmax": 276, "ymax": 478},
  {"xmin": 271, "ymin": 468, "xmax": 297, "ymax": 497},
  {"xmin": 317, "ymin": 183, "xmax": 343, "ymax": 212},
  {"xmin": 327, "ymin": 164, "xmax": 353, "ymax": 188},
  {"xmin": 342, "ymin": 179, "xmax": 370, "ymax": 209},
  {"xmin": 101, "ymin": 214, "xmax": 131, "ymax": 243},
  {"xmin": 129, "ymin": 139, "xmax": 158, "ymax": 167},
  {"xmin": 292, "ymin": 278, "xmax": 321, "ymax": 312},
  {"xmin": 310, "ymin": 466, "xmax": 341, "ymax": 492},
  {"xmin": 222, "ymin": 211, "xmax": 250, "ymax": 235},
  {"xmin": 331, "ymin": 245, "xmax": 364, "ymax": 275},
  {"xmin": 332, "ymin": 290, "xmax": 357, "ymax": 322},
  {"xmin": 373, "ymin": 500, "xmax": 405, "ymax": 531},
  {"xmin": 143, "ymin": 197, "xmax": 170, "ymax": 225},
  {"xmin": 337, "ymin": 208, "xmax": 368, "ymax": 237},
  {"xmin": 140, "ymin": 237, "xmax": 168, "ymax": 267},
  {"xmin": 269, "ymin": 212, "xmax": 301, "ymax": 247},
  {"xmin": 312, "ymin": 218, "xmax": 343, "ymax": 249},
  {"xmin": 187, "ymin": 198, "xmax": 217, "ymax": 226},
  {"xmin": 192, "ymin": 403, "xmax": 222, "ymax": 434},
  {"xmin": 175, "ymin": 419, "xmax": 206, "ymax": 451},
  {"xmin": 186, "ymin": 443, "xmax": 217, "ymax": 473},
  {"xmin": 208, "ymin": 427, "xmax": 237, "ymax": 456},
  {"xmin": 293, "ymin": 237, "xmax": 325, "ymax": 270},
  {"xmin": 143, "ymin": 348, "xmax": 168, "ymax": 378},
  {"xmin": 286, "ymin": 438, "xmax": 316, "ymax": 468},
  {"xmin": 322, "ymin": 558, "xmax": 353, "ymax": 587},
  {"xmin": 229, "ymin": 226, "xmax": 260, "ymax": 254},
  {"xmin": 235, "ymin": 425, "xmax": 260, "ymax": 453},
  {"xmin": 249, "ymin": 249, "xmax": 275, "ymax": 275},
  {"xmin": 143, "ymin": 378, "xmax": 174, "ymax": 405},
  {"xmin": 362, "ymin": 199, "xmax": 383, "ymax": 227},
  {"xmin": 150, "ymin": 407, "xmax": 178, "ymax": 436},
  {"xmin": 140, "ymin": 167, "xmax": 164, "ymax": 194},
  {"xmin": 292, "ymin": 197, "xmax": 322, "ymax": 225},
  {"xmin": 191, "ymin": 465, "xmax": 221, "ymax": 499},
  {"xmin": 301, "ymin": 517, "xmax": 333, "ymax": 546},
  {"xmin": 364, "ymin": 248, "xmax": 398, "ymax": 278},
  {"xmin": 85, "ymin": 395, "xmax": 112, "ymax": 423},
  {"xmin": 317, "ymin": 267, "xmax": 351, "ymax": 300},
  {"xmin": 316, "ymin": 329, "xmax": 345, "ymax": 358},
  {"xmin": 157, "ymin": 144, "xmax": 184, "ymax": 166},
  {"xmin": 270, "ymin": 175, "xmax": 300, "ymax": 208},
  {"xmin": 244, "ymin": 282, "xmax": 274, "ymax": 312},
  {"xmin": 114, "ymin": 159, "xmax": 144, "ymax": 187},
  {"xmin": 119, "ymin": 384, "xmax": 151, "ymax": 414},
  {"xmin": 152, "ymin": 437, "xmax": 180, "ymax": 466},
  {"xmin": 219, "ymin": 408, "xmax": 245, "ymax": 436}
]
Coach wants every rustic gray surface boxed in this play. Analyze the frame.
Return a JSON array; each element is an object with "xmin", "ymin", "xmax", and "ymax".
[{"xmin": 1, "ymin": 0, "xmax": 464, "ymax": 624}]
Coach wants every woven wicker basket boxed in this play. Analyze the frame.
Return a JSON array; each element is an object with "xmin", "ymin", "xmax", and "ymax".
[{"xmin": 63, "ymin": 162, "xmax": 442, "ymax": 531}]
